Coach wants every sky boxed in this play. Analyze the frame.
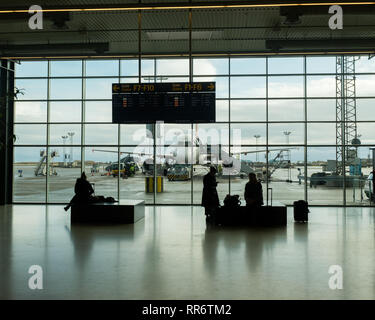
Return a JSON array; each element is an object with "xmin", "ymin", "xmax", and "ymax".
[{"xmin": 12, "ymin": 56, "xmax": 375, "ymax": 163}]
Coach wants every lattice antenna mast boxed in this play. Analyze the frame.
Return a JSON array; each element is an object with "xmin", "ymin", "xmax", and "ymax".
[{"xmin": 336, "ymin": 56, "xmax": 359, "ymax": 175}]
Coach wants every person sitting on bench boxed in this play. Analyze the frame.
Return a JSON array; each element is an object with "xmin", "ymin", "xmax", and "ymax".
[
  {"xmin": 64, "ymin": 172, "xmax": 95, "ymax": 211},
  {"xmin": 244, "ymin": 173, "xmax": 264, "ymax": 207}
]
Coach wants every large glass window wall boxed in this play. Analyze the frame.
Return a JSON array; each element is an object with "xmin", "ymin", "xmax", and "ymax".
[{"xmin": 13, "ymin": 56, "xmax": 375, "ymax": 206}]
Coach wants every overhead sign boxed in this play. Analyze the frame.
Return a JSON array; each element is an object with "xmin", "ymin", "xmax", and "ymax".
[
  {"xmin": 112, "ymin": 82, "xmax": 215, "ymax": 94},
  {"xmin": 112, "ymin": 82, "xmax": 216, "ymax": 124}
]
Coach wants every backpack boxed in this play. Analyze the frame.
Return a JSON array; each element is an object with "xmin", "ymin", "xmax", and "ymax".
[{"xmin": 223, "ymin": 194, "xmax": 241, "ymax": 208}]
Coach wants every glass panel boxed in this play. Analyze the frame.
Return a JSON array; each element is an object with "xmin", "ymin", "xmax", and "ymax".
[
  {"xmin": 230, "ymin": 58, "xmax": 266, "ymax": 75},
  {"xmin": 357, "ymin": 99, "xmax": 375, "ymax": 121},
  {"xmin": 156, "ymin": 123, "xmax": 191, "ymax": 146},
  {"xmin": 50, "ymin": 60, "xmax": 82, "ymax": 77},
  {"xmin": 193, "ymin": 58, "xmax": 228, "ymax": 75},
  {"xmin": 268, "ymin": 57, "xmax": 304, "ymax": 74},
  {"xmin": 47, "ymin": 147, "xmax": 81, "ymax": 203},
  {"xmin": 85, "ymin": 78, "xmax": 117, "ymax": 99},
  {"xmin": 84, "ymin": 147, "xmax": 118, "ymax": 198},
  {"xmin": 15, "ymin": 61, "xmax": 47, "ymax": 78},
  {"xmin": 268, "ymin": 123, "xmax": 304, "ymax": 145},
  {"xmin": 14, "ymin": 101, "xmax": 47, "ymax": 123},
  {"xmin": 307, "ymin": 147, "xmax": 344, "ymax": 205},
  {"xmin": 268, "ymin": 99, "xmax": 304, "ymax": 121},
  {"xmin": 155, "ymin": 146, "xmax": 191, "ymax": 204},
  {"xmin": 85, "ymin": 60, "xmax": 119, "ymax": 77},
  {"xmin": 84, "ymin": 101, "xmax": 112, "ymax": 123},
  {"xmin": 120, "ymin": 124, "xmax": 153, "ymax": 146},
  {"xmin": 120, "ymin": 59, "xmax": 138, "ymax": 77},
  {"xmin": 193, "ymin": 123, "xmax": 229, "ymax": 204},
  {"xmin": 306, "ymin": 75, "xmax": 336, "ymax": 97},
  {"xmin": 356, "ymin": 122, "xmax": 375, "ymax": 144},
  {"xmin": 121, "ymin": 77, "xmax": 140, "ymax": 84},
  {"xmin": 13, "ymin": 147, "xmax": 46, "ymax": 202},
  {"xmin": 85, "ymin": 124, "xmax": 118, "ymax": 145},
  {"xmin": 216, "ymin": 100, "xmax": 229, "ymax": 122},
  {"xmin": 268, "ymin": 76, "xmax": 303, "ymax": 98},
  {"xmin": 196, "ymin": 123, "xmax": 229, "ymax": 146},
  {"xmin": 193, "ymin": 164, "xmax": 229, "ymax": 205},
  {"xmin": 306, "ymin": 56, "xmax": 336, "ymax": 74},
  {"xmin": 307, "ymin": 99, "xmax": 336, "ymax": 121},
  {"xmin": 194, "ymin": 76, "xmax": 228, "ymax": 98},
  {"xmin": 356, "ymin": 75, "xmax": 375, "ymax": 97},
  {"xmin": 228, "ymin": 146, "xmax": 267, "ymax": 201},
  {"xmin": 268, "ymin": 147, "xmax": 305, "ymax": 205},
  {"xmin": 230, "ymin": 123, "xmax": 266, "ymax": 145},
  {"xmin": 356, "ymin": 56, "xmax": 375, "ymax": 73},
  {"xmin": 119, "ymin": 146, "xmax": 154, "ymax": 204},
  {"xmin": 231, "ymin": 76, "xmax": 266, "ymax": 98},
  {"xmin": 49, "ymin": 125, "xmax": 81, "ymax": 145},
  {"xmin": 50, "ymin": 102, "xmax": 81, "ymax": 122},
  {"xmin": 230, "ymin": 100, "xmax": 266, "ymax": 122},
  {"xmin": 14, "ymin": 124, "xmax": 46, "ymax": 145},
  {"xmin": 50, "ymin": 79, "xmax": 82, "ymax": 100},
  {"xmin": 15, "ymin": 79, "xmax": 47, "ymax": 100},
  {"xmin": 346, "ymin": 146, "xmax": 374, "ymax": 206},
  {"xmin": 156, "ymin": 58, "xmax": 189, "ymax": 75},
  {"xmin": 307, "ymin": 123, "xmax": 337, "ymax": 145},
  {"xmin": 141, "ymin": 59, "xmax": 155, "ymax": 76},
  {"xmin": 153, "ymin": 77, "xmax": 189, "ymax": 83}
]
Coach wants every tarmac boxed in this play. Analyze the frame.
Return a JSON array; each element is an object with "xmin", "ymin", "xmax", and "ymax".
[{"xmin": 13, "ymin": 164, "xmax": 373, "ymax": 206}]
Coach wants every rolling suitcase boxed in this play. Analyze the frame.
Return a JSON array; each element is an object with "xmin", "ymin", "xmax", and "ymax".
[{"xmin": 293, "ymin": 200, "xmax": 309, "ymax": 222}]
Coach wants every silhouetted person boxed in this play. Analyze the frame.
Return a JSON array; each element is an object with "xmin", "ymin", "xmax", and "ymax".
[
  {"xmin": 201, "ymin": 166, "xmax": 220, "ymax": 219},
  {"xmin": 64, "ymin": 172, "xmax": 94, "ymax": 211},
  {"xmin": 245, "ymin": 172, "xmax": 263, "ymax": 207}
]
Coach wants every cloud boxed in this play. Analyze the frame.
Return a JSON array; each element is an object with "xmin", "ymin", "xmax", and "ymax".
[{"xmin": 15, "ymin": 102, "xmax": 46, "ymax": 122}]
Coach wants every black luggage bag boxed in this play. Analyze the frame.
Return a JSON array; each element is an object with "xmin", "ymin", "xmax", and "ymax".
[{"xmin": 293, "ymin": 200, "xmax": 309, "ymax": 222}]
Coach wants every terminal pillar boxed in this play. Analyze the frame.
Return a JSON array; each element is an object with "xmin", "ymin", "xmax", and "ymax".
[{"xmin": 0, "ymin": 60, "xmax": 15, "ymax": 205}]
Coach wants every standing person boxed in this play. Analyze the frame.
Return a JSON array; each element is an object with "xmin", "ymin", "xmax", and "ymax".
[
  {"xmin": 64, "ymin": 172, "xmax": 95, "ymax": 211},
  {"xmin": 201, "ymin": 166, "xmax": 220, "ymax": 219},
  {"xmin": 244, "ymin": 172, "xmax": 264, "ymax": 207}
]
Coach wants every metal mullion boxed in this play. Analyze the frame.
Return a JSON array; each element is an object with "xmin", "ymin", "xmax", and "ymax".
[
  {"xmin": 15, "ymin": 72, "xmax": 375, "ymax": 81},
  {"xmin": 341, "ymin": 55, "xmax": 347, "ymax": 206},
  {"xmin": 304, "ymin": 56, "xmax": 308, "ymax": 202},
  {"xmin": 266, "ymin": 56, "xmax": 269, "ymax": 205},
  {"xmin": 228, "ymin": 56, "xmax": 231, "ymax": 196},
  {"xmin": 189, "ymin": 8, "xmax": 193, "ymax": 206},
  {"xmin": 117, "ymin": 59, "xmax": 121, "ymax": 201},
  {"xmin": 45, "ymin": 60, "xmax": 51, "ymax": 203},
  {"xmin": 81, "ymin": 60, "xmax": 86, "ymax": 176}
]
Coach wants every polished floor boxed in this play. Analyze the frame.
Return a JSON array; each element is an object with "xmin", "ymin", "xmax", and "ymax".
[{"xmin": 0, "ymin": 205, "xmax": 374, "ymax": 300}]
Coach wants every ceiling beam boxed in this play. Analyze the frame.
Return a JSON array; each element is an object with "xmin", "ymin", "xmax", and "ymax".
[
  {"xmin": 266, "ymin": 39, "xmax": 375, "ymax": 51},
  {"xmin": 0, "ymin": 1, "xmax": 375, "ymax": 13}
]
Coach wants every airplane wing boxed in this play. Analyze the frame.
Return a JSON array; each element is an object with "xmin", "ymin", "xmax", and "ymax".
[
  {"xmin": 230, "ymin": 147, "xmax": 298, "ymax": 156},
  {"xmin": 91, "ymin": 149, "xmax": 176, "ymax": 160}
]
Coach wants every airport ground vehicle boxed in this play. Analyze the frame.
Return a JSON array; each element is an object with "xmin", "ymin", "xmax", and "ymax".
[
  {"xmin": 364, "ymin": 172, "xmax": 374, "ymax": 201},
  {"xmin": 167, "ymin": 164, "xmax": 191, "ymax": 181},
  {"xmin": 106, "ymin": 163, "xmax": 126, "ymax": 177}
]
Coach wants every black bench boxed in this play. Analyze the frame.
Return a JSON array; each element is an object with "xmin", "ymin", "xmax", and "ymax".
[
  {"xmin": 215, "ymin": 201, "xmax": 287, "ymax": 226},
  {"xmin": 71, "ymin": 200, "xmax": 145, "ymax": 224}
]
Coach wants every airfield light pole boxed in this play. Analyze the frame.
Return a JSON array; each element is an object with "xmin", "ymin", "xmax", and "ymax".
[
  {"xmin": 61, "ymin": 135, "xmax": 68, "ymax": 167},
  {"xmin": 254, "ymin": 135, "xmax": 261, "ymax": 162},
  {"xmin": 284, "ymin": 131, "xmax": 292, "ymax": 182},
  {"xmin": 67, "ymin": 132, "xmax": 75, "ymax": 166}
]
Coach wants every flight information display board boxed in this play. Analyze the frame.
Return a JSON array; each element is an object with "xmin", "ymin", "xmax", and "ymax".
[{"xmin": 112, "ymin": 82, "xmax": 215, "ymax": 123}]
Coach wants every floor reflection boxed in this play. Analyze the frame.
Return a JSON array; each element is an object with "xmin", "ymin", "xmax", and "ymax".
[{"xmin": 0, "ymin": 205, "xmax": 374, "ymax": 299}]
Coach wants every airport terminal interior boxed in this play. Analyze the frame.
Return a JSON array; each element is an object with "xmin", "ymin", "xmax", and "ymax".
[{"xmin": 1, "ymin": 0, "xmax": 375, "ymax": 300}]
